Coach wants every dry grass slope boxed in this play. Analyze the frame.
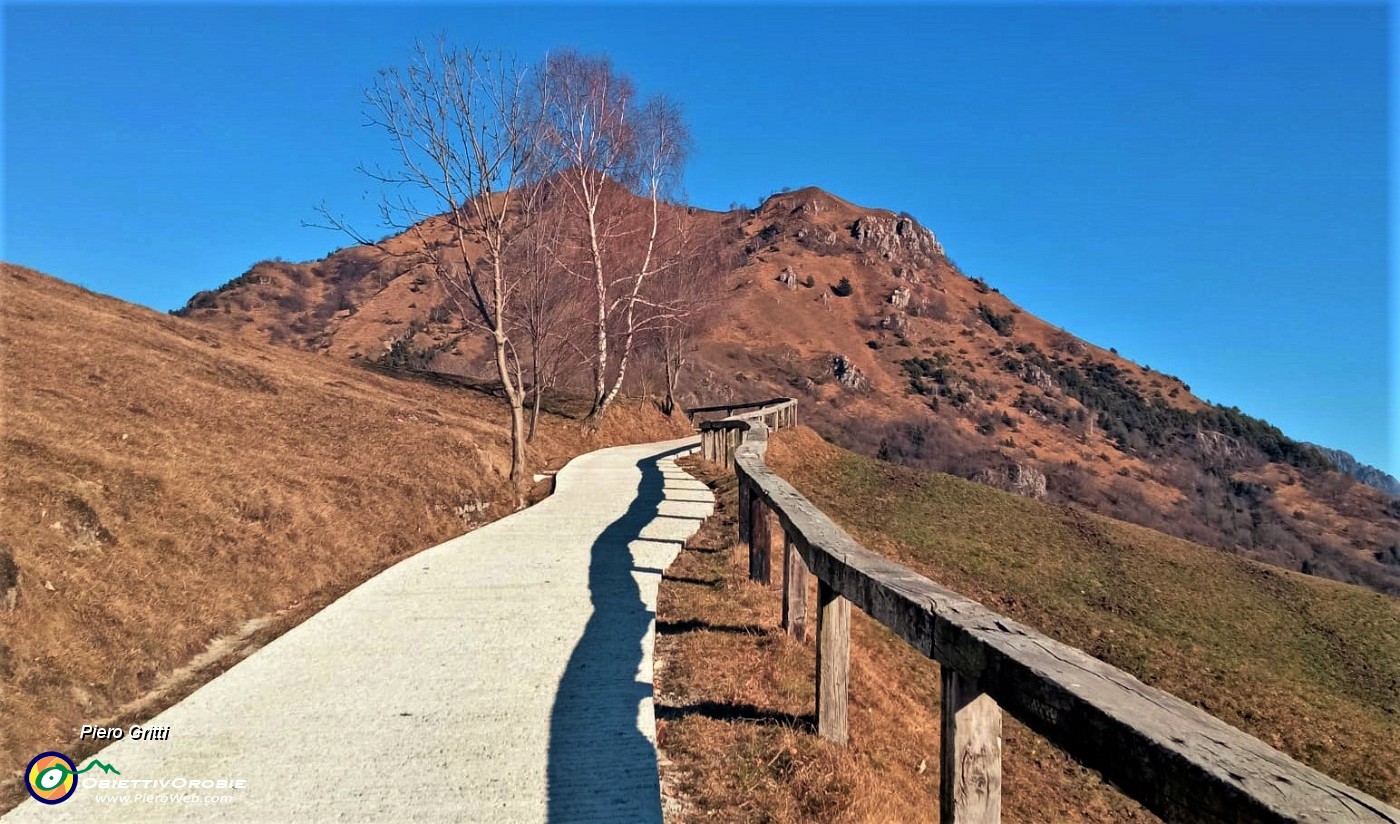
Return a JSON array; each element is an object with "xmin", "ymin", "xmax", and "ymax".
[{"xmin": 0, "ymin": 264, "xmax": 689, "ymax": 808}]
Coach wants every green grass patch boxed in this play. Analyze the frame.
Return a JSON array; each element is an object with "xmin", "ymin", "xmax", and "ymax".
[{"xmin": 767, "ymin": 431, "xmax": 1400, "ymax": 803}]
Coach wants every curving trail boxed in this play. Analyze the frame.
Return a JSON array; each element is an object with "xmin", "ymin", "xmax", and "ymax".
[{"xmin": 5, "ymin": 437, "xmax": 713, "ymax": 823}]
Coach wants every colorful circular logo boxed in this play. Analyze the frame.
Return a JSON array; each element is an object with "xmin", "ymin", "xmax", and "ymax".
[{"xmin": 26, "ymin": 752, "xmax": 77, "ymax": 805}]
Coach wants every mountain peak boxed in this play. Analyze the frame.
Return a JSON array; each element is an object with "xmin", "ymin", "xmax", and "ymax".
[
  {"xmin": 753, "ymin": 187, "xmax": 943, "ymax": 261},
  {"xmin": 755, "ymin": 186, "xmax": 853, "ymax": 216}
]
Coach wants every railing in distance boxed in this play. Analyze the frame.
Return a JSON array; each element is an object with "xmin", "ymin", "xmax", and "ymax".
[{"xmin": 692, "ymin": 398, "xmax": 797, "ymax": 469}]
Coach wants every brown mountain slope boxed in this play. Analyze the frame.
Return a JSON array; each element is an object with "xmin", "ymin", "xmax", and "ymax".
[
  {"xmin": 175, "ymin": 187, "xmax": 1400, "ymax": 594},
  {"xmin": 0, "ymin": 264, "xmax": 688, "ymax": 806}
]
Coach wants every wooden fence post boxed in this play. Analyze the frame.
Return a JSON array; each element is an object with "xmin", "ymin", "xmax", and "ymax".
[
  {"xmin": 737, "ymin": 477, "xmax": 752, "ymax": 549},
  {"xmin": 816, "ymin": 579, "xmax": 850, "ymax": 744},
  {"xmin": 782, "ymin": 534, "xmax": 809, "ymax": 642},
  {"xmin": 939, "ymin": 668, "xmax": 1002, "ymax": 824},
  {"xmin": 749, "ymin": 496, "xmax": 778, "ymax": 584}
]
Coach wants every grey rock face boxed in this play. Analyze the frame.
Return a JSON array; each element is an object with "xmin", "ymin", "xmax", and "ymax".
[
  {"xmin": 832, "ymin": 354, "xmax": 868, "ymax": 392},
  {"xmin": 1306, "ymin": 445, "xmax": 1400, "ymax": 497},
  {"xmin": 892, "ymin": 266, "xmax": 925, "ymax": 284},
  {"xmin": 1023, "ymin": 364, "xmax": 1057, "ymax": 393},
  {"xmin": 1193, "ymin": 430, "xmax": 1251, "ymax": 470},
  {"xmin": 851, "ymin": 214, "xmax": 944, "ymax": 262},
  {"xmin": 975, "ymin": 464, "xmax": 1048, "ymax": 500}
]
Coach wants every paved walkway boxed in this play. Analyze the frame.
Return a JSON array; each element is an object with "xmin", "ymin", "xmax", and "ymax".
[{"xmin": 6, "ymin": 438, "xmax": 713, "ymax": 823}]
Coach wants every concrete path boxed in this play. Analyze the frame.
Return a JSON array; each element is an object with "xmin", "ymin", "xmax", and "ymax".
[{"xmin": 6, "ymin": 438, "xmax": 713, "ymax": 823}]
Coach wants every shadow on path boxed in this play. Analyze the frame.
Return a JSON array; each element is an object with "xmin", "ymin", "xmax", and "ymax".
[{"xmin": 546, "ymin": 444, "xmax": 694, "ymax": 823}]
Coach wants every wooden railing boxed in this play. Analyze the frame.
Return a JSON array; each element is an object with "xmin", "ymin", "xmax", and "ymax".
[
  {"xmin": 700, "ymin": 406, "xmax": 1398, "ymax": 824},
  {"xmin": 685, "ymin": 397, "xmax": 798, "ymax": 427},
  {"xmin": 691, "ymin": 397, "xmax": 797, "ymax": 469}
]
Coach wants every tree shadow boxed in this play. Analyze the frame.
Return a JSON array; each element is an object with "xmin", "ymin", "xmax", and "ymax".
[
  {"xmin": 655, "ymin": 701, "xmax": 815, "ymax": 732},
  {"xmin": 655, "ymin": 513, "xmax": 707, "ymax": 523},
  {"xmin": 356, "ymin": 362, "xmax": 599, "ymax": 420},
  {"xmin": 546, "ymin": 444, "xmax": 694, "ymax": 823},
  {"xmin": 660, "ymin": 573, "xmax": 721, "ymax": 587},
  {"xmin": 654, "ymin": 619, "xmax": 767, "ymax": 636}
]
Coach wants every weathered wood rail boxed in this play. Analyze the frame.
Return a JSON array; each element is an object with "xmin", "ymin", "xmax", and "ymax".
[
  {"xmin": 691, "ymin": 397, "xmax": 797, "ymax": 469},
  {"xmin": 686, "ymin": 397, "xmax": 799, "ymax": 428},
  {"xmin": 694, "ymin": 400, "xmax": 1399, "ymax": 824}
]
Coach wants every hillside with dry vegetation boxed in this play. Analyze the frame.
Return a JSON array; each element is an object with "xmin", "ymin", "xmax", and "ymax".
[
  {"xmin": 653, "ymin": 428, "xmax": 1398, "ymax": 822},
  {"xmin": 0, "ymin": 264, "xmax": 689, "ymax": 808},
  {"xmin": 175, "ymin": 187, "xmax": 1399, "ymax": 595}
]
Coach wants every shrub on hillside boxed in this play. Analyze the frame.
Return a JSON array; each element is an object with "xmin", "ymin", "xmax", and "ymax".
[
  {"xmin": 376, "ymin": 333, "xmax": 435, "ymax": 372},
  {"xmin": 832, "ymin": 277, "xmax": 854, "ymax": 297},
  {"xmin": 900, "ymin": 355, "xmax": 954, "ymax": 396},
  {"xmin": 277, "ymin": 292, "xmax": 307, "ymax": 314},
  {"xmin": 977, "ymin": 303, "xmax": 1015, "ymax": 337}
]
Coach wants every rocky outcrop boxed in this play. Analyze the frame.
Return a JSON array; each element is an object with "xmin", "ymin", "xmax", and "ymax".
[
  {"xmin": 1023, "ymin": 364, "xmax": 1056, "ymax": 394},
  {"xmin": 776, "ymin": 267, "xmax": 799, "ymax": 289},
  {"xmin": 889, "ymin": 287, "xmax": 911, "ymax": 309},
  {"xmin": 851, "ymin": 214, "xmax": 943, "ymax": 263},
  {"xmin": 974, "ymin": 464, "xmax": 1048, "ymax": 500},
  {"xmin": 907, "ymin": 294, "xmax": 949, "ymax": 321},
  {"xmin": 1193, "ymin": 430, "xmax": 1251, "ymax": 469},
  {"xmin": 832, "ymin": 354, "xmax": 868, "ymax": 392}
]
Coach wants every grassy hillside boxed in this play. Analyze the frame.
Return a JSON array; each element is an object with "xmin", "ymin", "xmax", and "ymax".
[
  {"xmin": 0, "ymin": 264, "xmax": 689, "ymax": 806},
  {"xmin": 657, "ymin": 460, "xmax": 1148, "ymax": 824},
  {"xmin": 766, "ymin": 427, "xmax": 1398, "ymax": 800},
  {"xmin": 656, "ymin": 427, "xmax": 1396, "ymax": 822}
]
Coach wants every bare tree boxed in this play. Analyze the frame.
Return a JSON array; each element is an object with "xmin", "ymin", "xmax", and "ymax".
[
  {"xmin": 648, "ymin": 220, "xmax": 726, "ymax": 415},
  {"xmin": 508, "ymin": 194, "xmax": 584, "ymax": 440},
  {"xmin": 315, "ymin": 40, "xmax": 544, "ymax": 493},
  {"xmin": 596, "ymin": 96, "xmax": 691, "ymax": 415},
  {"xmin": 537, "ymin": 51, "xmax": 693, "ymax": 421}
]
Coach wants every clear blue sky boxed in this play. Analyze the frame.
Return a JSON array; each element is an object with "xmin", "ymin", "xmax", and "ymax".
[{"xmin": 4, "ymin": 3, "xmax": 1393, "ymax": 474}]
